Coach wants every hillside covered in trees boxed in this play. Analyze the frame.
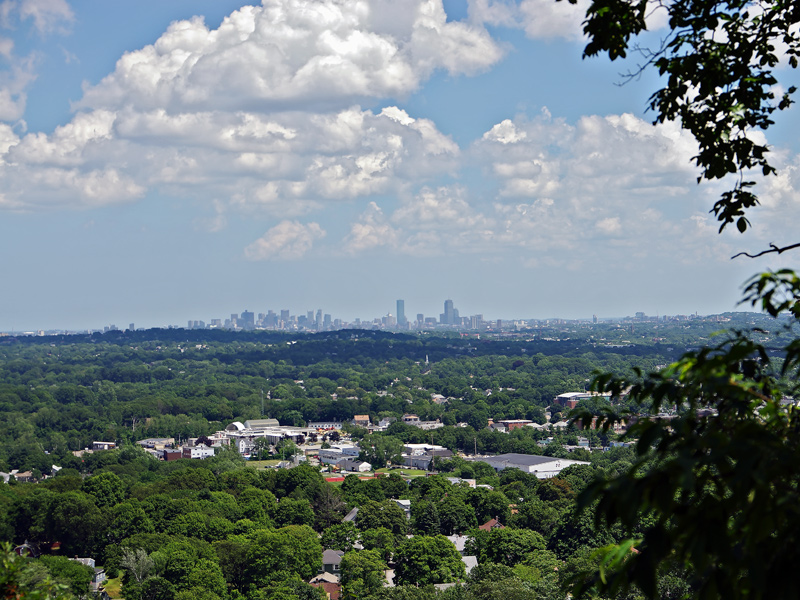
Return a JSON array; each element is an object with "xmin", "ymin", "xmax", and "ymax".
[
  {"xmin": 0, "ymin": 313, "xmax": 789, "ymax": 600},
  {"xmin": 0, "ymin": 317, "xmax": 768, "ymax": 474}
]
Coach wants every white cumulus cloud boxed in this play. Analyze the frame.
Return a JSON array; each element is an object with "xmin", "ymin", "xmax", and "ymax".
[
  {"xmin": 596, "ymin": 216, "xmax": 622, "ymax": 235},
  {"xmin": 0, "ymin": 103, "xmax": 459, "ymax": 211},
  {"xmin": 467, "ymin": 0, "xmax": 668, "ymax": 41},
  {"xmin": 466, "ymin": 0, "xmax": 587, "ymax": 41},
  {"xmin": 76, "ymin": 0, "xmax": 503, "ymax": 113},
  {"xmin": 0, "ymin": 1, "xmax": 476, "ymax": 213},
  {"xmin": 244, "ymin": 220, "xmax": 326, "ymax": 260},
  {"xmin": 336, "ymin": 110, "xmax": 731, "ymax": 266},
  {"xmin": 393, "ymin": 185, "xmax": 486, "ymax": 229},
  {"xmin": 343, "ymin": 201, "xmax": 399, "ymax": 254},
  {"xmin": 518, "ymin": 0, "xmax": 587, "ymax": 41},
  {"xmin": 17, "ymin": 0, "xmax": 74, "ymax": 33}
]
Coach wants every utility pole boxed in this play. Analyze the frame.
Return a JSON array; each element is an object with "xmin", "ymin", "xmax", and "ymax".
[
  {"xmin": 430, "ymin": 432, "xmax": 435, "ymax": 472},
  {"xmin": 261, "ymin": 389, "xmax": 264, "ymax": 416}
]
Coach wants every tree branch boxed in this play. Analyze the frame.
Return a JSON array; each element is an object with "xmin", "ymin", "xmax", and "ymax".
[{"xmin": 731, "ymin": 242, "xmax": 800, "ymax": 259}]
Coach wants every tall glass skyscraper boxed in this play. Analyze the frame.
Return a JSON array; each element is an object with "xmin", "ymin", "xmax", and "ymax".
[
  {"xmin": 442, "ymin": 299, "xmax": 456, "ymax": 324},
  {"xmin": 396, "ymin": 299, "xmax": 407, "ymax": 326}
]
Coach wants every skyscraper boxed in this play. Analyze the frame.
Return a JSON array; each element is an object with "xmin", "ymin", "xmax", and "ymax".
[
  {"xmin": 240, "ymin": 310, "xmax": 255, "ymax": 330},
  {"xmin": 396, "ymin": 299, "xmax": 407, "ymax": 327},
  {"xmin": 441, "ymin": 299, "xmax": 456, "ymax": 325}
]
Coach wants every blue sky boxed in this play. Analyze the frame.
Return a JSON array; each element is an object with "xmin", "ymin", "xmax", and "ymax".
[{"xmin": 1, "ymin": 0, "xmax": 799, "ymax": 331}]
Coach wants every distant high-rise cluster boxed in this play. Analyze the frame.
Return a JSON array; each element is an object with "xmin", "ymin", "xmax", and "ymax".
[
  {"xmin": 185, "ymin": 298, "xmax": 496, "ymax": 333},
  {"xmin": 440, "ymin": 299, "xmax": 459, "ymax": 325},
  {"xmin": 16, "ymin": 305, "xmax": 718, "ymax": 337}
]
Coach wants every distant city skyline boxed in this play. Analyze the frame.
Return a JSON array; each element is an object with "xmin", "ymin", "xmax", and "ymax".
[
  {"xmin": 2, "ymin": 1, "xmax": 797, "ymax": 334},
  {"xmin": 2, "ymin": 296, "xmax": 727, "ymax": 336}
]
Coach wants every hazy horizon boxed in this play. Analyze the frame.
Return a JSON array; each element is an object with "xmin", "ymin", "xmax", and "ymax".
[{"xmin": 2, "ymin": 0, "xmax": 798, "ymax": 332}]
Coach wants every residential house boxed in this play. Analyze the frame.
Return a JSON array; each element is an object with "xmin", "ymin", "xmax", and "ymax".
[
  {"xmin": 377, "ymin": 417, "xmax": 396, "ymax": 429},
  {"xmin": 393, "ymin": 499, "xmax": 411, "ymax": 519},
  {"xmin": 462, "ymin": 556, "xmax": 478, "ymax": 575},
  {"xmin": 343, "ymin": 507, "xmax": 359, "ymax": 522},
  {"xmin": 404, "ymin": 449, "xmax": 453, "ymax": 470},
  {"xmin": 309, "ymin": 573, "xmax": 341, "ymax": 600},
  {"xmin": 12, "ymin": 471, "xmax": 34, "ymax": 483},
  {"xmin": 71, "ymin": 558, "xmax": 107, "ymax": 593},
  {"xmin": 478, "ymin": 518, "xmax": 505, "ymax": 531},
  {"xmin": 446, "ymin": 477, "xmax": 476, "ymax": 488},
  {"xmin": 310, "ymin": 573, "xmax": 340, "ymax": 585},
  {"xmin": 352, "ymin": 415, "xmax": 370, "ymax": 428},
  {"xmin": 310, "ymin": 581, "xmax": 340, "ymax": 600},
  {"xmin": 446, "ymin": 535, "xmax": 469, "ymax": 555},
  {"xmin": 320, "ymin": 549, "xmax": 344, "ymax": 575},
  {"xmin": 13, "ymin": 542, "xmax": 40, "ymax": 558}
]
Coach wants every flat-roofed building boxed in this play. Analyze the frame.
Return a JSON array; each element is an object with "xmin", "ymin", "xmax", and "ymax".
[
  {"xmin": 136, "ymin": 438, "xmax": 174, "ymax": 449},
  {"xmin": 497, "ymin": 419, "xmax": 533, "ymax": 431},
  {"xmin": 182, "ymin": 446, "xmax": 215, "ymax": 459},
  {"xmin": 244, "ymin": 418, "xmax": 280, "ymax": 428},
  {"xmin": 471, "ymin": 453, "xmax": 589, "ymax": 478},
  {"xmin": 554, "ymin": 391, "xmax": 613, "ymax": 409},
  {"xmin": 309, "ymin": 421, "xmax": 343, "ymax": 430},
  {"xmin": 336, "ymin": 459, "xmax": 371, "ymax": 472},
  {"xmin": 319, "ymin": 444, "xmax": 360, "ymax": 465}
]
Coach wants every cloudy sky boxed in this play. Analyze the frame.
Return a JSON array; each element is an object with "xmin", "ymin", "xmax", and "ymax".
[{"xmin": 2, "ymin": 0, "xmax": 799, "ymax": 331}]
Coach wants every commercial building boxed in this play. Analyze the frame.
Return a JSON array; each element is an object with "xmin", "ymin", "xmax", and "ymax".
[
  {"xmin": 319, "ymin": 445, "xmax": 360, "ymax": 465},
  {"xmin": 470, "ymin": 453, "xmax": 589, "ymax": 478},
  {"xmin": 554, "ymin": 391, "xmax": 613, "ymax": 409}
]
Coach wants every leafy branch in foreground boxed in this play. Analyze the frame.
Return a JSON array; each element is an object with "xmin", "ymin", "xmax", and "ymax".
[
  {"xmin": 566, "ymin": 0, "xmax": 800, "ymax": 237},
  {"xmin": 569, "ymin": 270, "xmax": 800, "ymax": 600},
  {"xmin": 0, "ymin": 543, "xmax": 72, "ymax": 600}
]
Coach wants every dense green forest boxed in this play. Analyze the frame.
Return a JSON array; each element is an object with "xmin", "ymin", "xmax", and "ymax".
[
  {"xmin": 0, "ymin": 314, "xmax": 785, "ymax": 600},
  {"xmin": 0, "ymin": 317, "xmax": 765, "ymax": 475},
  {"xmin": 1, "ymin": 443, "xmax": 652, "ymax": 600}
]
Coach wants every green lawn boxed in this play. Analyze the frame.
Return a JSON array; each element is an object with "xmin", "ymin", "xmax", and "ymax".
[
  {"xmin": 375, "ymin": 468, "xmax": 428, "ymax": 478},
  {"xmin": 103, "ymin": 577, "xmax": 123, "ymax": 599}
]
